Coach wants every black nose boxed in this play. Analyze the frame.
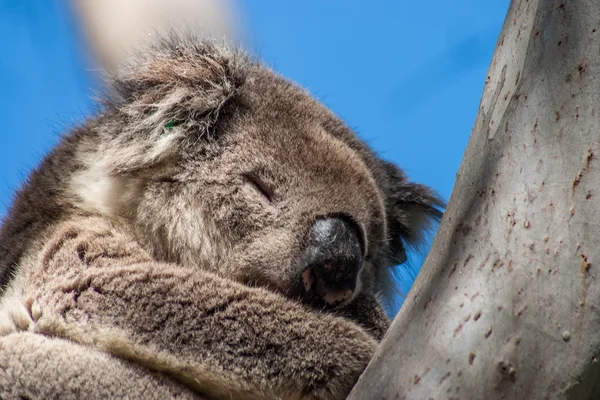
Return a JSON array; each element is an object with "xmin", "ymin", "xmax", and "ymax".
[{"xmin": 301, "ymin": 216, "xmax": 363, "ymax": 305}]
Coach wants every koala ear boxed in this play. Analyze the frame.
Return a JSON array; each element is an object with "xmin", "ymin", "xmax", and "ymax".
[
  {"xmin": 98, "ymin": 34, "xmax": 248, "ymax": 173},
  {"xmin": 377, "ymin": 160, "xmax": 444, "ymax": 267}
]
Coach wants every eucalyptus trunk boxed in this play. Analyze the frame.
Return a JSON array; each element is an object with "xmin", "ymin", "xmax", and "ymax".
[{"xmin": 350, "ymin": 1, "xmax": 600, "ymax": 398}]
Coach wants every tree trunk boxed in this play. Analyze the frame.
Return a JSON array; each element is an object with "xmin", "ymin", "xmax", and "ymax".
[{"xmin": 350, "ymin": 1, "xmax": 600, "ymax": 399}]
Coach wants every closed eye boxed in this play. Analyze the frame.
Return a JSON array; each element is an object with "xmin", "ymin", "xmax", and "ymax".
[{"xmin": 245, "ymin": 173, "xmax": 276, "ymax": 203}]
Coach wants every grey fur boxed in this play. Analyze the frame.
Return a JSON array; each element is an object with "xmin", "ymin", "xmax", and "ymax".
[{"xmin": 0, "ymin": 34, "xmax": 442, "ymax": 400}]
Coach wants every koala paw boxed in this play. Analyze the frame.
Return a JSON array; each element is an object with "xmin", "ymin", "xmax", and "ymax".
[{"xmin": 308, "ymin": 319, "xmax": 378, "ymax": 400}]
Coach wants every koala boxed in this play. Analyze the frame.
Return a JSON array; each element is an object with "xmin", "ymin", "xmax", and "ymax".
[{"xmin": 0, "ymin": 34, "xmax": 442, "ymax": 400}]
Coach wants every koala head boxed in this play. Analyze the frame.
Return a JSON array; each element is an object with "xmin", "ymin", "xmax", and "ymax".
[{"xmin": 71, "ymin": 35, "xmax": 443, "ymax": 309}]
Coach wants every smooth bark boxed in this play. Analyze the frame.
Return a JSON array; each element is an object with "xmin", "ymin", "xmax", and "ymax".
[{"xmin": 351, "ymin": 1, "xmax": 600, "ymax": 398}]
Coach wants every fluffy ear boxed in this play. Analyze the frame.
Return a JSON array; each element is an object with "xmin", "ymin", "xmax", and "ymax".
[
  {"xmin": 376, "ymin": 160, "xmax": 444, "ymax": 268},
  {"xmin": 97, "ymin": 34, "xmax": 249, "ymax": 174}
]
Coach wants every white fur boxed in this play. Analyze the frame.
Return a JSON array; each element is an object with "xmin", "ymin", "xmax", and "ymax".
[
  {"xmin": 0, "ymin": 286, "xmax": 35, "ymax": 335},
  {"xmin": 70, "ymin": 157, "xmax": 118, "ymax": 216}
]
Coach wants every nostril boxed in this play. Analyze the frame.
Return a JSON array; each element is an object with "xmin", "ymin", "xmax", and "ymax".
[
  {"xmin": 311, "ymin": 259, "xmax": 358, "ymax": 292},
  {"xmin": 301, "ymin": 266, "xmax": 356, "ymax": 305},
  {"xmin": 302, "ymin": 268, "xmax": 315, "ymax": 292}
]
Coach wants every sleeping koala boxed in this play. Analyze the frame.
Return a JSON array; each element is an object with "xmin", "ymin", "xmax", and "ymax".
[{"xmin": 0, "ymin": 34, "xmax": 442, "ymax": 400}]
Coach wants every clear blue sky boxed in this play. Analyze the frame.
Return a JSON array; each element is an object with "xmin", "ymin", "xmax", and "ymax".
[{"xmin": 0, "ymin": 1, "xmax": 509, "ymax": 312}]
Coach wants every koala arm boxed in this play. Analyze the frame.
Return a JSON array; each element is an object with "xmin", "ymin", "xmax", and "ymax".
[
  {"xmin": 9, "ymin": 217, "xmax": 377, "ymax": 400},
  {"xmin": 0, "ymin": 332, "xmax": 205, "ymax": 400}
]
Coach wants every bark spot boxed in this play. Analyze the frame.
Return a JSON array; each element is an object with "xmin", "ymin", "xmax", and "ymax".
[
  {"xmin": 478, "ymin": 254, "xmax": 491, "ymax": 271},
  {"xmin": 456, "ymin": 223, "xmax": 472, "ymax": 236},
  {"xmin": 581, "ymin": 254, "xmax": 591, "ymax": 272},
  {"xmin": 492, "ymin": 259, "xmax": 504, "ymax": 272},
  {"xmin": 485, "ymin": 326, "xmax": 493, "ymax": 338},
  {"xmin": 498, "ymin": 361, "xmax": 516, "ymax": 381},
  {"xmin": 453, "ymin": 322, "xmax": 464, "ymax": 337},
  {"xmin": 448, "ymin": 262, "xmax": 458, "ymax": 278},
  {"xmin": 572, "ymin": 148, "xmax": 593, "ymax": 192},
  {"xmin": 463, "ymin": 254, "xmax": 473, "ymax": 267},
  {"xmin": 439, "ymin": 372, "xmax": 451, "ymax": 385},
  {"xmin": 412, "ymin": 375, "xmax": 421, "ymax": 385},
  {"xmin": 573, "ymin": 171, "xmax": 583, "ymax": 190},
  {"xmin": 423, "ymin": 297, "xmax": 433, "ymax": 310},
  {"xmin": 580, "ymin": 254, "xmax": 591, "ymax": 307},
  {"xmin": 585, "ymin": 148, "xmax": 594, "ymax": 167},
  {"xmin": 468, "ymin": 352, "xmax": 476, "ymax": 365},
  {"xmin": 454, "ymin": 315, "xmax": 472, "ymax": 338}
]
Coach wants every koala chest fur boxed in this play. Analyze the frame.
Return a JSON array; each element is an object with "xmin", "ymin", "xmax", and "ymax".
[{"xmin": 0, "ymin": 34, "xmax": 442, "ymax": 400}]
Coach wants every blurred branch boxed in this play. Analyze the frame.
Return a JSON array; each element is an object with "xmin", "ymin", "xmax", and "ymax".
[{"xmin": 70, "ymin": 0, "xmax": 239, "ymax": 72}]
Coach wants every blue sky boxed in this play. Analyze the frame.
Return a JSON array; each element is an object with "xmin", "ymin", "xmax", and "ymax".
[{"xmin": 0, "ymin": 1, "xmax": 509, "ymax": 312}]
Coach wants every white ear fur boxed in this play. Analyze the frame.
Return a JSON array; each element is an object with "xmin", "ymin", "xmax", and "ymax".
[
  {"xmin": 98, "ymin": 36, "xmax": 244, "ymax": 174},
  {"xmin": 99, "ymin": 120, "xmax": 184, "ymax": 174}
]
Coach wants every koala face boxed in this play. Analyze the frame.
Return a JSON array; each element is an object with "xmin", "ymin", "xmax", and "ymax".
[
  {"xmin": 164, "ymin": 77, "xmax": 387, "ymax": 305},
  {"xmin": 72, "ymin": 36, "xmax": 442, "ymax": 309}
]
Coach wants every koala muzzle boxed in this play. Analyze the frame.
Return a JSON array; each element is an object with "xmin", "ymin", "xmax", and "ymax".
[{"xmin": 301, "ymin": 217, "xmax": 363, "ymax": 306}]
